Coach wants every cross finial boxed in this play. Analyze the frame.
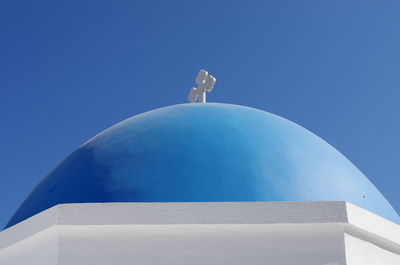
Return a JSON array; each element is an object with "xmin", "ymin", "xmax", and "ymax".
[{"xmin": 188, "ymin": 69, "xmax": 216, "ymax": 103}]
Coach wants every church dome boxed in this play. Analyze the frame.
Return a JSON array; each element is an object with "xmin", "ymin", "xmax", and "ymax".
[{"xmin": 5, "ymin": 103, "xmax": 400, "ymax": 228}]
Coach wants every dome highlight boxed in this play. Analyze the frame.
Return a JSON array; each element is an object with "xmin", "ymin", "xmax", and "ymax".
[{"xmin": 6, "ymin": 103, "xmax": 400, "ymax": 228}]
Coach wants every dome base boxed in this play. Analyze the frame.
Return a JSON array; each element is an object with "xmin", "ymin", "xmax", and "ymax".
[{"xmin": 1, "ymin": 201, "xmax": 400, "ymax": 265}]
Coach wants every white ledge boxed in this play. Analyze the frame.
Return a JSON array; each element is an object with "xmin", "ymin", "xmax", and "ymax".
[{"xmin": 1, "ymin": 201, "xmax": 399, "ymax": 253}]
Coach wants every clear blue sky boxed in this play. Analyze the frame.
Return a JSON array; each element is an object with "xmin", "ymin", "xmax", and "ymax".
[{"xmin": 1, "ymin": 1, "xmax": 399, "ymax": 228}]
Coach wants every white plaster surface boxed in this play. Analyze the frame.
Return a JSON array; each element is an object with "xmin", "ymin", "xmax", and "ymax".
[
  {"xmin": 0, "ymin": 201, "xmax": 399, "ymax": 265},
  {"xmin": 345, "ymin": 233, "xmax": 400, "ymax": 265},
  {"xmin": 0, "ymin": 227, "xmax": 58, "ymax": 265},
  {"xmin": 58, "ymin": 224, "xmax": 345, "ymax": 265}
]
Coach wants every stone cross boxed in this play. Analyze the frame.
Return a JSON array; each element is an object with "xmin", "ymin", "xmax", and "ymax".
[{"xmin": 188, "ymin": 69, "xmax": 216, "ymax": 103}]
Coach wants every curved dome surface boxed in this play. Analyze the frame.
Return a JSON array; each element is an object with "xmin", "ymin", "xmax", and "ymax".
[{"xmin": 6, "ymin": 103, "xmax": 400, "ymax": 228}]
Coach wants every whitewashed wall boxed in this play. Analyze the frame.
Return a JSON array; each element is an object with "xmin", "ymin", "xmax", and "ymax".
[{"xmin": 0, "ymin": 202, "xmax": 399, "ymax": 265}]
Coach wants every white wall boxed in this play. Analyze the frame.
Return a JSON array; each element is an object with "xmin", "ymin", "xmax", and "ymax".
[
  {"xmin": 58, "ymin": 224, "xmax": 346, "ymax": 265},
  {"xmin": 345, "ymin": 234, "xmax": 400, "ymax": 265},
  {"xmin": 0, "ymin": 227, "xmax": 58, "ymax": 265},
  {"xmin": 0, "ymin": 202, "xmax": 399, "ymax": 265}
]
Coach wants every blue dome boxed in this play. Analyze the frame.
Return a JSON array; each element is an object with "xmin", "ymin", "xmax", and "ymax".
[{"xmin": 6, "ymin": 103, "xmax": 400, "ymax": 228}]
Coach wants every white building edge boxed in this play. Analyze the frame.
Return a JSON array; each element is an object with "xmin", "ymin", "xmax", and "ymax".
[{"xmin": 0, "ymin": 201, "xmax": 399, "ymax": 265}]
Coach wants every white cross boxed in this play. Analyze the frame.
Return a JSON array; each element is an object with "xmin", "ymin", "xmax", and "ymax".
[{"xmin": 188, "ymin": 69, "xmax": 216, "ymax": 103}]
